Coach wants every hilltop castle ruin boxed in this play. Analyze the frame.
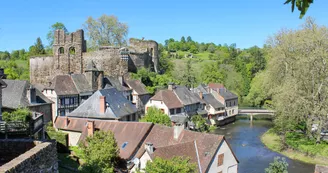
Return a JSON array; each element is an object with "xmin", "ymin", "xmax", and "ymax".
[{"xmin": 30, "ymin": 29, "xmax": 159, "ymax": 85}]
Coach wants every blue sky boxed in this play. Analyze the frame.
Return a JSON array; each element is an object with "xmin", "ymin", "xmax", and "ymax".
[{"xmin": 0, "ymin": 0, "xmax": 327, "ymax": 51}]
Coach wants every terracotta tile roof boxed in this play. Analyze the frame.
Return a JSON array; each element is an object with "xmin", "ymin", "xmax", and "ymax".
[
  {"xmin": 208, "ymin": 83, "xmax": 224, "ymax": 91},
  {"xmin": 135, "ymin": 125, "xmax": 229, "ymax": 173},
  {"xmin": 55, "ymin": 117, "xmax": 153, "ymax": 160},
  {"xmin": 152, "ymin": 141, "xmax": 199, "ymax": 170},
  {"xmin": 150, "ymin": 90, "xmax": 183, "ymax": 109}
]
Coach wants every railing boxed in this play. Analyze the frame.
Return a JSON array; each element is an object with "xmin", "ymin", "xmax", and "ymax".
[{"xmin": 0, "ymin": 112, "xmax": 44, "ymax": 136}]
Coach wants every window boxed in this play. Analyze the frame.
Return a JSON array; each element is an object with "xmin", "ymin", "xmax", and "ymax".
[
  {"xmin": 229, "ymin": 102, "xmax": 231, "ymax": 107},
  {"xmin": 60, "ymin": 98, "xmax": 65, "ymax": 106},
  {"xmin": 170, "ymin": 109, "xmax": 175, "ymax": 115},
  {"xmin": 176, "ymin": 108, "xmax": 181, "ymax": 114},
  {"xmin": 60, "ymin": 110, "xmax": 65, "ymax": 116},
  {"xmin": 217, "ymin": 153, "xmax": 224, "ymax": 166},
  {"xmin": 234, "ymin": 100, "xmax": 236, "ymax": 106},
  {"xmin": 69, "ymin": 47, "xmax": 75, "ymax": 55},
  {"xmin": 232, "ymin": 110, "xmax": 234, "ymax": 115},
  {"xmin": 70, "ymin": 98, "xmax": 74, "ymax": 104},
  {"xmin": 59, "ymin": 47, "xmax": 64, "ymax": 54}
]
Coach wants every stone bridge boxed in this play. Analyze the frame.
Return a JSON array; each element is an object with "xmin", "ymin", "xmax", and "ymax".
[{"xmin": 238, "ymin": 109, "xmax": 275, "ymax": 121}]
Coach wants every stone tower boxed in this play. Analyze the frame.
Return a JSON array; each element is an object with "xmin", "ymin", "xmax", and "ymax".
[
  {"xmin": 53, "ymin": 29, "xmax": 87, "ymax": 75},
  {"xmin": 85, "ymin": 61, "xmax": 104, "ymax": 91}
]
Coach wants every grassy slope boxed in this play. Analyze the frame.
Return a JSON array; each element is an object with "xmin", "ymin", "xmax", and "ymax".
[
  {"xmin": 0, "ymin": 60, "xmax": 28, "ymax": 68},
  {"xmin": 261, "ymin": 129, "xmax": 328, "ymax": 166}
]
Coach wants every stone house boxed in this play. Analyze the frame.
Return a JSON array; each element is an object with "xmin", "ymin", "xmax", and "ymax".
[
  {"xmin": 145, "ymin": 84, "xmax": 204, "ymax": 127},
  {"xmin": 54, "ymin": 117, "xmax": 238, "ymax": 173},
  {"xmin": 2, "ymin": 79, "xmax": 53, "ymax": 123},
  {"xmin": 202, "ymin": 93, "xmax": 226, "ymax": 125},
  {"xmin": 130, "ymin": 125, "xmax": 239, "ymax": 173},
  {"xmin": 67, "ymin": 87, "xmax": 138, "ymax": 122},
  {"xmin": 125, "ymin": 79, "xmax": 152, "ymax": 113}
]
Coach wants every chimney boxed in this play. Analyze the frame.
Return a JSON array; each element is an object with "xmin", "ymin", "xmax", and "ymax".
[
  {"xmin": 145, "ymin": 142, "xmax": 154, "ymax": 154},
  {"xmin": 64, "ymin": 117, "xmax": 69, "ymax": 127},
  {"xmin": 100, "ymin": 96, "xmax": 106, "ymax": 114},
  {"xmin": 168, "ymin": 82, "xmax": 175, "ymax": 91},
  {"xmin": 28, "ymin": 86, "xmax": 36, "ymax": 103},
  {"xmin": 174, "ymin": 125, "xmax": 184, "ymax": 140},
  {"xmin": 118, "ymin": 75, "xmax": 124, "ymax": 86},
  {"xmin": 97, "ymin": 71, "xmax": 104, "ymax": 90},
  {"xmin": 199, "ymin": 92, "xmax": 203, "ymax": 99},
  {"xmin": 87, "ymin": 121, "xmax": 94, "ymax": 137}
]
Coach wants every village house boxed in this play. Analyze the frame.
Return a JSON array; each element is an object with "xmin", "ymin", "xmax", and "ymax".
[
  {"xmin": 66, "ymin": 87, "xmax": 138, "ymax": 122},
  {"xmin": 41, "ymin": 61, "xmax": 103, "ymax": 119},
  {"xmin": 145, "ymin": 83, "xmax": 204, "ymax": 127},
  {"xmin": 54, "ymin": 117, "xmax": 239, "ymax": 173},
  {"xmin": 1, "ymin": 79, "xmax": 53, "ymax": 123}
]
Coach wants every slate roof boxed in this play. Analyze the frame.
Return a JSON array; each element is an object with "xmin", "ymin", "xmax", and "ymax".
[
  {"xmin": 55, "ymin": 117, "xmax": 153, "ymax": 160},
  {"xmin": 150, "ymin": 90, "xmax": 183, "ymax": 109},
  {"xmin": 104, "ymin": 76, "xmax": 131, "ymax": 91},
  {"xmin": 2, "ymin": 79, "xmax": 52, "ymax": 109},
  {"xmin": 71, "ymin": 74, "xmax": 93, "ymax": 95},
  {"xmin": 135, "ymin": 125, "xmax": 237, "ymax": 173},
  {"xmin": 50, "ymin": 75, "xmax": 79, "ymax": 96},
  {"xmin": 125, "ymin": 79, "xmax": 149, "ymax": 95},
  {"xmin": 173, "ymin": 86, "xmax": 201, "ymax": 106},
  {"xmin": 67, "ymin": 87, "xmax": 137, "ymax": 119},
  {"xmin": 219, "ymin": 88, "xmax": 238, "ymax": 100},
  {"xmin": 203, "ymin": 93, "xmax": 225, "ymax": 109},
  {"xmin": 170, "ymin": 115, "xmax": 188, "ymax": 124},
  {"xmin": 193, "ymin": 84, "xmax": 209, "ymax": 94}
]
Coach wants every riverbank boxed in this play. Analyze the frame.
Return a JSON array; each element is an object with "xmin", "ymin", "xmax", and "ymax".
[{"xmin": 261, "ymin": 129, "xmax": 328, "ymax": 166}]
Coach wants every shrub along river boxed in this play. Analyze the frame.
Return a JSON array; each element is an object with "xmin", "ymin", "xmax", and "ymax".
[{"xmin": 213, "ymin": 119, "xmax": 314, "ymax": 173}]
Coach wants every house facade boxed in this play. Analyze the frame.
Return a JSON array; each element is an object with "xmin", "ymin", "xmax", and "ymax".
[
  {"xmin": 2, "ymin": 79, "xmax": 53, "ymax": 123},
  {"xmin": 67, "ymin": 87, "xmax": 138, "ymax": 122}
]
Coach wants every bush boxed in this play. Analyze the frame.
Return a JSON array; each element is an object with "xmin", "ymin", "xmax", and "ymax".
[
  {"xmin": 140, "ymin": 107, "xmax": 172, "ymax": 126},
  {"xmin": 191, "ymin": 115, "xmax": 209, "ymax": 132},
  {"xmin": 265, "ymin": 157, "xmax": 288, "ymax": 173},
  {"xmin": 2, "ymin": 108, "xmax": 31, "ymax": 122}
]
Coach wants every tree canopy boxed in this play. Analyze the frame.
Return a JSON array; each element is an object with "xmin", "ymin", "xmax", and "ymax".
[
  {"xmin": 29, "ymin": 37, "xmax": 46, "ymax": 56},
  {"xmin": 79, "ymin": 131, "xmax": 119, "ymax": 173},
  {"xmin": 84, "ymin": 14, "xmax": 128, "ymax": 48},
  {"xmin": 284, "ymin": 0, "xmax": 313, "ymax": 18},
  {"xmin": 145, "ymin": 156, "xmax": 197, "ymax": 173},
  {"xmin": 140, "ymin": 107, "xmax": 172, "ymax": 126},
  {"xmin": 47, "ymin": 22, "xmax": 68, "ymax": 46}
]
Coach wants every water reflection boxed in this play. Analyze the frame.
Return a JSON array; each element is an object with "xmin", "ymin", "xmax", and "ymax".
[{"xmin": 213, "ymin": 119, "xmax": 314, "ymax": 173}]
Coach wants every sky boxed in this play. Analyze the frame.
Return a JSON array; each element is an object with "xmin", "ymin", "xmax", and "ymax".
[{"xmin": 0, "ymin": 0, "xmax": 328, "ymax": 52}]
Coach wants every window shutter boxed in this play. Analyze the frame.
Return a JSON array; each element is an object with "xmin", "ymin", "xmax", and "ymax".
[{"xmin": 217, "ymin": 153, "xmax": 224, "ymax": 166}]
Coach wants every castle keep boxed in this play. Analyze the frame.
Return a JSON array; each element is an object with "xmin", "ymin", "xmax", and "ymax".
[{"xmin": 30, "ymin": 29, "xmax": 159, "ymax": 85}]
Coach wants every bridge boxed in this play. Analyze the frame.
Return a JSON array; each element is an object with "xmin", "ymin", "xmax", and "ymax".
[{"xmin": 238, "ymin": 109, "xmax": 275, "ymax": 121}]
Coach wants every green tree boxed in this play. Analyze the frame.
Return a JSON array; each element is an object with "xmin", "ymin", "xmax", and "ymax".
[
  {"xmin": 140, "ymin": 107, "xmax": 171, "ymax": 126},
  {"xmin": 47, "ymin": 22, "xmax": 68, "ymax": 46},
  {"xmin": 189, "ymin": 45, "xmax": 198, "ymax": 54},
  {"xmin": 201, "ymin": 62, "xmax": 225, "ymax": 84},
  {"xmin": 284, "ymin": 0, "xmax": 313, "ymax": 18},
  {"xmin": 180, "ymin": 36, "xmax": 186, "ymax": 43},
  {"xmin": 181, "ymin": 60, "xmax": 196, "ymax": 88},
  {"xmin": 191, "ymin": 115, "xmax": 209, "ymax": 132},
  {"xmin": 266, "ymin": 17, "xmax": 328, "ymax": 142},
  {"xmin": 79, "ymin": 131, "xmax": 119, "ymax": 173},
  {"xmin": 145, "ymin": 156, "xmax": 196, "ymax": 173},
  {"xmin": 207, "ymin": 44, "xmax": 216, "ymax": 53},
  {"xmin": 265, "ymin": 157, "xmax": 288, "ymax": 173},
  {"xmin": 84, "ymin": 14, "xmax": 128, "ymax": 47},
  {"xmin": 186, "ymin": 36, "xmax": 192, "ymax": 42},
  {"xmin": 29, "ymin": 37, "xmax": 46, "ymax": 56}
]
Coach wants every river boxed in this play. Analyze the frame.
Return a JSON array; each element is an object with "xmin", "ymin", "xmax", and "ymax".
[{"xmin": 213, "ymin": 119, "xmax": 314, "ymax": 173}]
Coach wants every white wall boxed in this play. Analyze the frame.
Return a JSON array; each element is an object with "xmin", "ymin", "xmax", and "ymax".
[
  {"xmin": 43, "ymin": 89, "xmax": 58, "ymax": 123},
  {"xmin": 130, "ymin": 151, "xmax": 152, "ymax": 173},
  {"xmin": 145, "ymin": 100, "xmax": 169, "ymax": 115},
  {"xmin": 208, "ymin": 140, "xmax": 238, "ymax": 173},
  {"xmin": 61, "ymin": 130, "xmax": 82, "ymax": 146}
]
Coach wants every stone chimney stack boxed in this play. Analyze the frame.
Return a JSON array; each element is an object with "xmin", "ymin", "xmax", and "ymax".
[
  {"xmin": 99, "ymin": 96, "xmax": 106, "ymax": 114},
  {"xmin": 118, "ymin": 75, "xmax": 124, "ymax": 86},
  {"xmin": 27, "ymin": 86, "xmax": 36, "ymax": 103},
  {"xmin": 174, "ymin": 125, "xmax": 184, "ymax": 140},
  {"xmin": 64, "ymin": 117, "xmax": 69, "ymax": 127},
  {"xmin": 199, "ymin": 92, "xmax": 203, "ymax": 99},
  {"xmin": 87, "ymin": 121, "xmax": 94, "ymax": 137},
  {"xmin": 145, "ymin": 142, "xmax": 154, "ymax": 154}
]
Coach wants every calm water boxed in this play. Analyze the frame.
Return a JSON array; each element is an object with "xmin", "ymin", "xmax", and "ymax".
[{"xmin": 213, "ymin": 119, "xmax": 314, "ymax": 173}]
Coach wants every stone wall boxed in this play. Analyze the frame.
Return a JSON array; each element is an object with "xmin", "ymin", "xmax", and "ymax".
[
  {"xmin": 29, "ymin": 103, "xmax": 52, "ymax": 124},
  {"xmin": 29, "ymin": 29, "xmax": 159, "ymax": 85},
  {"xmin": 0, "ymin": 139, "xmax": 58, "ymax": 173}
]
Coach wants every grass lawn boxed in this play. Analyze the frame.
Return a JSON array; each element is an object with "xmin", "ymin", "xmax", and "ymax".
[
  {"xmin": 58, "ymin": 153, "xmax": 80, "ymax": 173},
  {"xmin": 261, "ymin": 129, "xmax": 328, "ymax": 166},
  {"xmin": 176, "ymin": 51, "xmax": 214, "ymax": 60}
]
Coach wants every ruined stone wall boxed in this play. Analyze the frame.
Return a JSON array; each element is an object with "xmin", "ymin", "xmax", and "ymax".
[
  {"xmin": 0, "ymin": 139, "xmax": 58, "ymax": 173},
  {"xmin": 129, "ymin": 38, "xmax": 159, "ymax": 72},
  {"xmin": 30, "ymin": 56, "xmax": 54, "ymax": 85}
]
